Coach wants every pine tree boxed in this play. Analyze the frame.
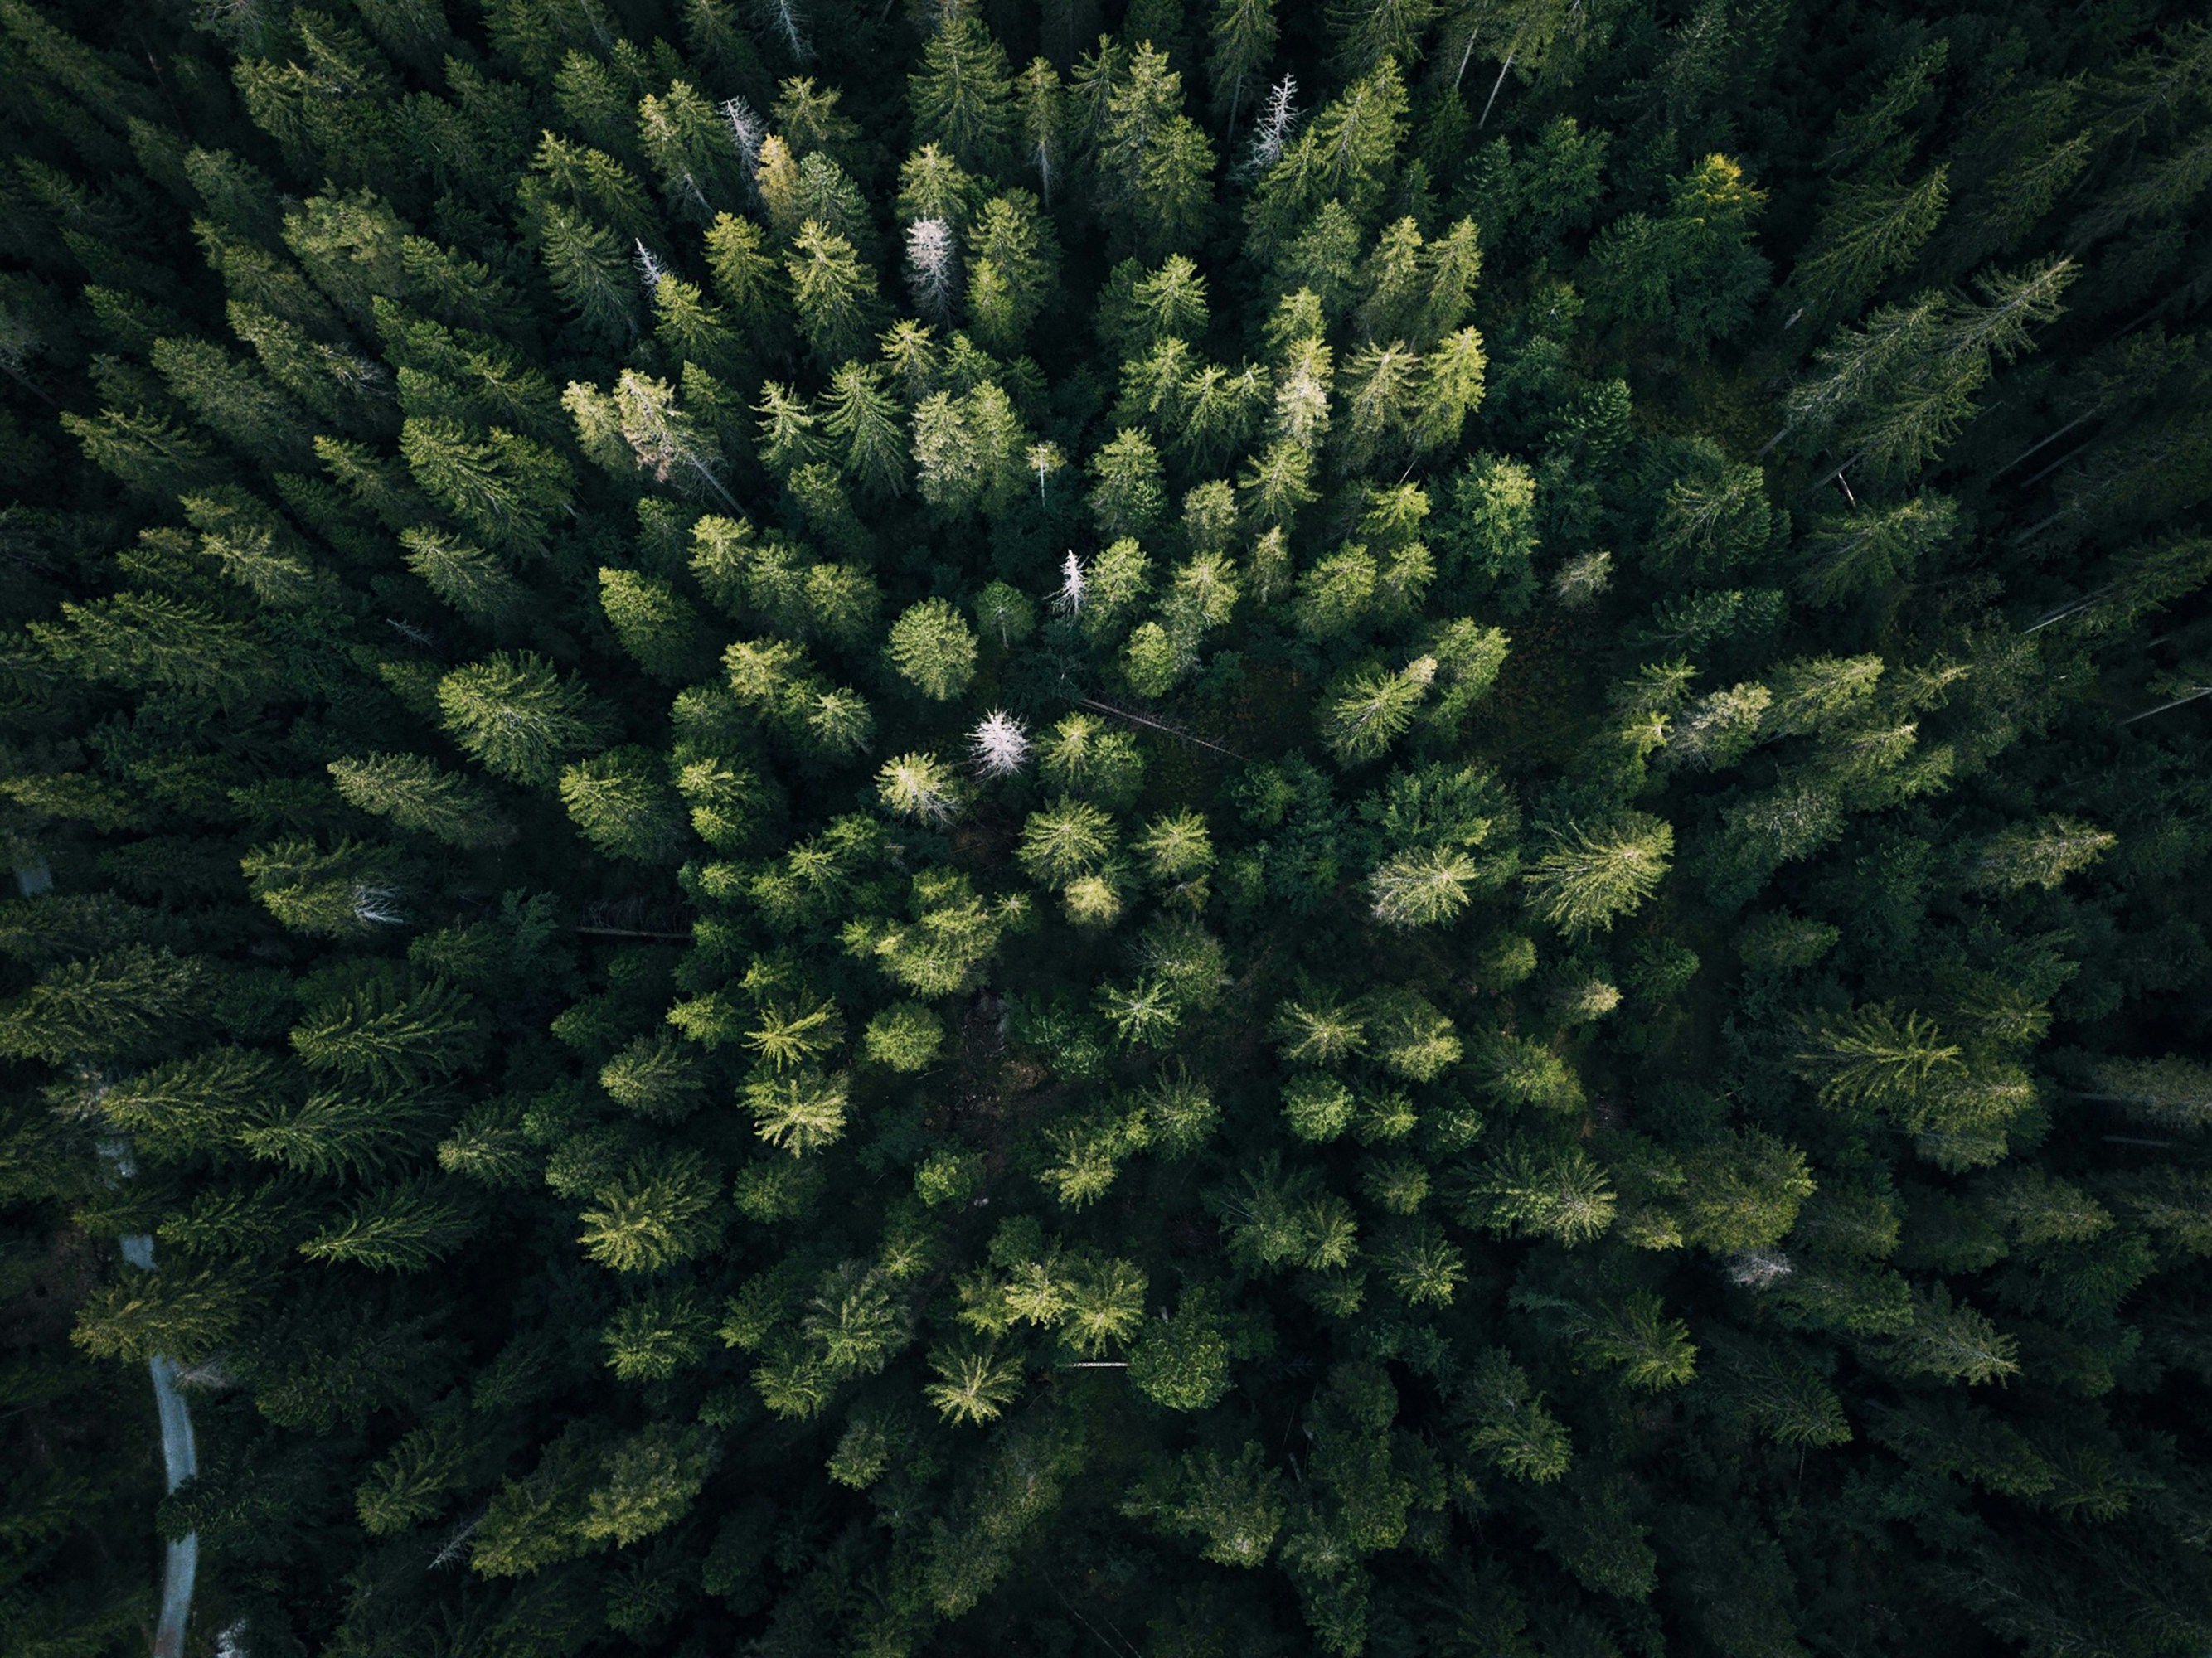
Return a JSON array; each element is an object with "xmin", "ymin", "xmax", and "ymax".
[
  {"xmin": 1860, "ymin": 261, "xmax": 2076, "ymax": 478},
  {"xmin": 1128, "ymin": 1441, "xmax": 1286, "ymax": 1566},
  {"xmin": 910, "ymin": 14, "xmax": 1016, "ymax": 177},
  {"xmin": 784, "ymin": 221, "xmax": 883, "ymax": 363},
  {"xmin": 924, "ymin": 1342, "xmax": 1024, "ymax": 1425},
  {"xmin": 531, "ymin": 201, "xmax": 642, "ymax": 343},
  {"xmin": 899, "ymin": 142, "xmax": 983, "ymax": 230},
  {"xmin": 7, "ymin": 8, "xmax": 2212, "ymax": 1653},
  {"xmin": 239, "ymin": 836, "xmax": 409, "ymax": 936},
  {"xmin": 566, "ymin": 368, "xmax": 735, "ymax": 505},
  {"xmin": 884, "ymin": 598, "xmax": 980, "ymax": 701},
  {"xmin": 1322, "ymin": 657, "xmax": 1435, "ymax": 764},
  {"xmin": 1795, "ymin": 1001, "xmax": 1963, "ymax": 1121},
  {"xmin": 1329, "ymin": 0, "xmax": 1440, "ymax": 80},
  {"xmin": 913, "ymin": 382, "xmax": 1028, "ymax": 517},
  {"xmin": 1793, "ymin": 166, "xmax": 1951, "ymax": 319},
  {"xmin": 1964, "ymin": 816, "xmax": 2116, "ymax": 893},
  {"xmin": 436, "ymin": 652, "xmax": 609, "ymax": 786},
  {"xmin": 398, "ymin": 416, "xmax": 575, "ymax": 549},
  {"xmin": 1589, "ymin": 153, "xmax": 1769, "ymax": 352},
  {"xmin": 862, "ymin": 1001, "xmax": 945, "ymax": 1072},
  {"xmin": 639, "ymin": 80, "xmax": 749, "ymax": 221},
  {"xmin": 1015, "ymin": 56, "xmax": 1066, "ymax": 206},
  {"xmin": 148, "ymin": 335, "xmax": 313, "ymax": 466},
  {"xmin": 1523, "ymin": 814, "xmax": 1675, "ymax": 936},
  {"xmin": 877, "ymin": 752, "xmax": 966, "ymax": 824},
  {"xmin": 703, "ymin": 210, "xmax": 789, "ymax": 349},
  {"xmin": 743, "ymin": 1065, "xmax": 850, "ymax": 1154},
  {"xmin": 227, "ymin": 300, "xmax": 390, "ymax": 432},
  {"xmin": 578, "ymin": 1150, "xmax": 724, "ymax": 1272},
  {"xmin": 70, "ymin": 1264, "xmax": 245, "ymax": 1365},
  {"xmin": 905, "ymin": 214, "xmax": 960, "ymax": 326},
  {"xmin": 1088, "ymin": 426, "xmax": 1169, "ymax": 539},
  {"xmin": 1336, "ymin": 338, "xmax": 1423, "ymax": 472},
  {"xmin": 299, "ymin": 1176, "xmax": 476, "ymax": 1271},
  {"xmin": 561, "ymin": 748, "xmax": 687, "ymax": 862},
  {"xmin": 599, "ymin": 567, "xmax": 711, "ymax": 681},
  {"xmin": 963, "ymin": 191, "xmax": 1057, "ymax": 356},
  {"xmin": 818, "ymin": 361, "xmax": 907, "ymax": 496},
  {"xmin": 1093, "ymin": 44, "xmax": 1218, "ymax": 257},
  {"xmin": 1246, "ymin": 60, "xmax": 1407, "ymax": 260},
  {"xmin": 653, "ymin": 275, "xmax": 745, "ymax": 379},
  {"xmin": 1207, "ymin": 0, "xmax": 1278, "ymax": 131},
  {"xmin": 1019, "ymin": 798, "xmax": 1118, "ymax": 888},
  {"xmin": 1785, "ymin": 260, "xmax": 2074, "ymax": 478},
  {"xmin": 400, "ymin": 525, "xmax": 525, "ymax": 623},
  {"xmin": 1414, "ymin": 327, "xmax": 1488, "ymax": 453},
  {"xmin": 0, "ymin": 946, "xmax": 214, "ymax": 1064},
  {"xmin": 287, "ymin": 973, "xmax": 477, "ymax": 1092},
  {"xmin": 1795, "ymin": 492, "xmax": 1957, "ymax": 604},
  {"xmin": 1887, "ymin": 1286, "xmax": 2019, "ymax": 1384}
]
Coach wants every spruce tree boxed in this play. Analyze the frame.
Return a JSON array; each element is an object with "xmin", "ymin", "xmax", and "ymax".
[{"xmin": 7, "ymin": 6, "xmax": 2212, "ymax": 1656}]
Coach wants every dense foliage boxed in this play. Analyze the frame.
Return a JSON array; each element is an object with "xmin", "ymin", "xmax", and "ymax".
[{"xmin": 3, "ymin": 0, "xmax": 2211, "ymax": 1653}]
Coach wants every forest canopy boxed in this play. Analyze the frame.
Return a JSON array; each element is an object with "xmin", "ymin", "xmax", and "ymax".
[{"xmin": 2, "ymin": 0, "xmax": 2211, "ymax": 1655}]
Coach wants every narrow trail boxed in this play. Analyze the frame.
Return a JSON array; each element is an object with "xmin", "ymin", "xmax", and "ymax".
[
  {"xmin": 17, "ymin": 863, "xmax": 200, "ymax": 1656},
  {"xmin": 120, "ymin": 1236, "xmax": 199, "ymax": 1658}
]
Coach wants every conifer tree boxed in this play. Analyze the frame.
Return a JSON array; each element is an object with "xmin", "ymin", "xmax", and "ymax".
[
  {"xmin": 560, "ymin": 748, "xmax": 687, "ymax": 863},
  {"xmin": 328, "ymin": 754, "xmax": 517, "ymax": 849},
  {"xmin": 1015, "ymin": 56, "xmax": 1065, "ymax": 206},
  {"xmin": 885, "ymin": 597, "xmax": 980, "ymax": 701},
  {"xmin": 964, "ymin": 191, "xmax": 1057, "ymax": 355},
  {"xmin": 785, "ymin": 221, "xmax": 883, "ymax": 363},
  {"xmin": 910, "ymin": 13, "xmax": 1016, "ymax": 177},
  {"xmin": 1088, "ymin": 426, "xmax": 1169, "ymax": 539},
  {"xmin": 1523, "ymin": 814, "xmax": 1675, "ymax": 936},
  {"xmin": 437, "ymin": 652, "xmax": 609, "ymax": 786},
  {"xmin": 7, "ymin": 7, "xmax": 2212, "ymax": 1656},
  {"xmin": 1093, "ymin": 44, "xmax": 1218, "ymax": 257},
  {"xmin": 399, "ymin": 415, "xmax": 575, "ymax": 550},
  {"xmin": 1207, "ymin": 0, "xmax": 1278, "ymax": 131}
]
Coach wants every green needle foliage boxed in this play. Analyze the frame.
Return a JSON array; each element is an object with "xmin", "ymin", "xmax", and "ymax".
[{"xmin": 2, "ymin": 2, "xmax": 2211, "ymax": 1656}]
